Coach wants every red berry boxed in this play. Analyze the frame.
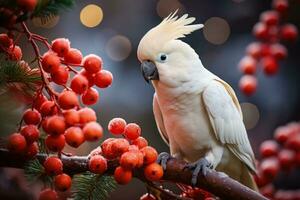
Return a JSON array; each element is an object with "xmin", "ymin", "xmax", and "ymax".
[
  {"xmin": 34, "ymin": 93, "xmax": 47, "ymax": 111},
  {"xmin": 20, "ymin": 125, "xmax": 40, "ymax": 144},
  {"xmin": 238, "ymin": 56, "xmax": 257, "ymax": 75},
  {"xmin": 253, "ymin": 22, "xmax": 269, "ymax": 40},
  {"xmin": 0, "ymin": 33, "xmax": 13, "ymax": 48},
  {"xmin": 280, "ymin": 24, "xmax": 298, "ymax": 42},
  {"xmin": 112, "ymin": 138, "xmax": 130, "ymax": 157},
  {"xmin": 8, "ymin": 133, "xmax": 27, "ymax": 153},
  {"xmin": 260, "ymin": 140, "xmax": 279, "ymax": 158},
  {"xmin": 54, "ymin": 173, "xmax": 72, "ymax": 191},
  {"xmin": 101, "ymin": 138, "xmax": 117, "ymax": 159},
  {"xmin": 132, "ymin": 137, "xmax": 148, "ymax": 149},
  {"xmin": 108, "ymin": 118, "xmax": 127, "ymax": 135},
  {"xmin": 94, "ymin": 70, "xmax": 113, "ymax": 88},
  {"xmin": 58, "ymin": 90, "xmax": 79, "ymax": 110},
  {"xmin": 140, "ymin": 194, "xmax": 157, "ymax": 200},
  {"xmin": 23, "ymin": 108, "xmax": 41, "ymax": 125},
  {"xmin": 39, "ymin": 189, "xmax": 58, "ymax": 200},
  {"xmin": 114, "ymin": 166, "xmax": 132, "ymax": 185},
  {"xmin": 295, "ymin": 152, "xmax": 300, "ymax": 166},
  {"xmin": 83, "ymin": 122, "xmax": 103, "ymax": 141},
  {"xmin": 64, "ymin": 127, "xmax": 85, "ymax": 148},
  {"xmin": 64, "ymin": 48, "xmax": 82, "ymax": 64},
  {"xmin": 41, "ymin": 52, "xmax": 60, "ymax": 73},
  {"xmin": 8, "ymin": 45, "xmax": 22, "ymax": 61},
  {"xmin": 89, "ymin": 155, "xmax": 107, "ymax": 174},
  {"xmin": 128, "ymin": 146, "xmax": 144, "ymax": 167},
  {"xmin": 82, "ymin": 87, "xmax": 99, "ymax": 105},
  {"xmin": 70, "ymin": 74, "xmax": 89, "ymax": 94},
  {"xmin": 26, "ymin": 142, "xmax": 39, "ymax": 158},
  {"xmin": 80, "ymin": 69, "xmax": 95, "ymax": 87},
  {"xmin": 124, "ymin": 123, "xmax": 141, "ymax": 140},
  {"xmin": 51, "ymin": 65, "xmax": 69, "ymax": 85},
  {"xmin": 239, "ymin": 75, "xmax": 257, "ymax": 96},
  {"xmin": 260, "ymin": 157, "xmax": 280, "ymax": 180},
  {"xmin": 40, "ymin": 101, "xmax": 58, "ymax": 117},
  {"xmin": 285, "ymin": 134, "xmax": 300, "ymax": 151},
  {"xmin": 63, "ymin": 109, "xmax": 80, "ymax": 126},
  {"xmin": 274, "ymin": 126, "xmax": 291, "ymax": 144},
  {"xmin": 144, "ymin": 163, "xmax": 164, "ymax": 181},
  {"xmin": 260, "ymin": 11, "xmax": 279, "ymax": 26},
  {"xmin": 259, "ymin": 184, "xmax": 275, "ymax": 199},
  {"xmin": 43, "ymin": 156, "xmax": 63, "ymax": 175},
  {"xmin": 270, "ymin": 43, "xmax": 287, "ymax": 60},
  {"xmin": 51, "ymin": 38, "xmax": 70, "ymax": 57},
  {"xmin": 83, "ymin": 54, "xmax": 102, "ymax": 74},
  {"xmin": 45, "ymin": 134, "xmax": 65, "ymax": 152},
  {"xmin": 141, "ymin": 146, "xmax": 158, "ymax": 165},
  {"xmin": 78, "ymin": 107, "xmax": 97, "ymax": 124},
  {"xmin": 17, "ymin": 0, "xmax": 37, "ymax": 11},
  {"xmin": 46, "ymin": 116, "xmax": 66, "ymax": 135},
  {"xmin": 120, "ymin": 151, "xmax": 139, "ymax": 170},
  {"xmin": 246, "ymin": 42, "xmax": 262, "ymax": 59},
  {"xmin": 261, "ymin": 44, "xmax": 271, "ymax": 57},
  {"xmin": 278, "ymin": 149, "xmax": 295, "ymax": 170},
  {"xmin": 272, "ymin": 0, "xmax": 289, "ymax": 13},
  {"xmin": 261, "ymin": 56, "xmax": 279, "ymax": 75}
]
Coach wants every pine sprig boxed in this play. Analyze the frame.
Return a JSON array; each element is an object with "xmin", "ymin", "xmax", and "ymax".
[
  {"xmin": 32, "ymin": 0, "xmax": 75, "ymax": 18},
  {"xmin": 24, "ymin": 159, "xmax": 52, "ymax": 187},
  {"xmin": 72, "ymin": 172, "xmax": 117, "ymax": 200}
]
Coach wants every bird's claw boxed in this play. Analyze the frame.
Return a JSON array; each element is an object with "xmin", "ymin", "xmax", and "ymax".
[
  {"xmin": 184, "ymin": 158, "xmax": 212, "ymax": 187},
  {"xmin": 157, "ymin": 152, "xmax": 172, "ymax": 170}
]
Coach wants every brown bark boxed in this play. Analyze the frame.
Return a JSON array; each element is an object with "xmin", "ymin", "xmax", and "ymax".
[{"xmin": 0, "ymin": 148, "xmax": 268, "ymax": 200}]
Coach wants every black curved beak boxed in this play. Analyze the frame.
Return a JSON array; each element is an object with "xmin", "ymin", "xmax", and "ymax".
[{"xmin": 141, "ymin": 60, "xmax": 159, "ymax": 83}]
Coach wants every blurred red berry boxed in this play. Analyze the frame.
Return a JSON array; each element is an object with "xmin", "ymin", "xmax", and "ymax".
[
  {"xmin": 89, "ymin": 155, "xmax": 107, "ymax": 174},
  {"xmin": 83, "ymin": 54, "xmax": 102, "ymax": 74},
  {"xmin": 70, "ymin": 74, "xmax": 89, "ymax": 94},
  {"xmin": 43, "ymin": 156, "xmax": 63, "ymax": 175},
  {"xmin": 54, "ymin": 173, "xmax": 72, "ymax": 191},
  {"xmin": 259, "ymin": 184, "xmax": 275, "ymax": 199},
  {"xmin": 272, "ymin": 0, "xmax": 289, "ymax": 13},
  {"xmin": 51, "ymin": 65, "xmax": 69, "ymax": 85},
  {"xmin": 246, "ymin": 42, "xmax": 262, "ymax": 59},
  {"xmin": 58, "ymin": 90, "xmax": 79, "ymax": 110},
  {"xmin": 51, "ymin": 38, "xmax": 70, "ymax": 57},
  {"xmin": 17, "ymin": 0, "xmax": 37, "ymax": 11},
  {"xmin": 20, "ymin": 125, "xmax": 40, "ymax": 144},
  {"xmin": 114, "ymin": 166, "xmax": 132, "ymax": 185},
  {"xmin": 39, "ymin": 188, "xmax": 58, "ymax": 200},
  {"xmin": 82, "ymin": 87, "xmax": 99, "ymax": 105},
  {"xmin": 78, "ymin": 107, "xmax": 97, "ymax": 124},
  {"xmin": 0, "ymin": 33, "xmax": 13, "ymax": 48},
  {"xmin": 8, "ymin": 133, "xmax": 27, "ymax": 153},
  {"xmin": 260, "ymin": 157, "xmax": 280, "ymax": 179},
  {"xmin": 108, "ymin": 118, "xmax": 127, "ymax": 135},
  {"xmin": 239, "ymin": 75, "xmax": 257, "ymax": 96},
  {"xmin": 8, "ymin": 45, "xmax": 22, "ymax": 60},
  {"xmin": 124, "ymin": 123, "xmax": 141, "ymax": 140},
  {"xmin": 260, "ymin": 140, "xmax": 279, "ymax": 158},
  {"xmin": 278, "ymin": 149, "xmax": 295, "ymax": 170},
  {"xmin": 260, "ymin": 11, "xmax": 279, "ymax": 26},
  {"xmin": 132, "ymin": 137, "xmax": 148, "ymax": 149},
  {"xmin": 83, "ymin": 121, "xmax": 103, "ymax": 141},
  {"xmin": 238, "ymin": 56, "xmax": 257, "ymax": 75},
  {"xmin": 26, "ymin": 142, "xmax": 39, "ymax": 158},
  {"xmin": 261, "ymin": 56, "xmax": 279, "ymax": 75},
  {"xmin": 65, "ymin": 127, "xmax": 85, "ymax": 148},
  {"xmin": 23, "ymin": 109, "xmax": 41, "ymax": 125},
  {"xmin": 285, "ymin": 134, "xmax": 300, "ymax": 151},
  {"xmin": 45, "ymin": 134, "xmax": 65, "ymax": 152},
  {"xmin": 280, "ymin": 24, "xmax": 298, "ymax": 42},
  {"xmin": 253, "ymin": 22, "xmax": 269, "ymax": 40},
  {"xmin": 274, "ymin": 126, "xmax": 291, "ymax": 144},
  {"xmin": 64, "ymin": 48, "xmax": 82, "ymax": 64},
  {"xmin": 41, "ymin": 52, "xmax": 60, "ymax": 73},
  {"xmin": 270, "ymin": 43, "xmax": 287, "ymax": 60},
  {"xmin": 94, "ymin": 70, "xmax": 113, "ymax": 88}
]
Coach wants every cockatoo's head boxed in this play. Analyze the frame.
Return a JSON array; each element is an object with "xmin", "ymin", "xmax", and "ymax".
[{"xmin": 138, "ymin": 12, "xmax": 203, "ymax": 87}]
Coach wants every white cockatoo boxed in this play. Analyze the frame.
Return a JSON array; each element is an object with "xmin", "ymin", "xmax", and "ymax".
[{"xmin": 137, "ymin": 12, "xmax": 257, "ymax": 190}]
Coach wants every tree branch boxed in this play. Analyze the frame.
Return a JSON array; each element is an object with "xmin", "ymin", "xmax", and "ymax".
[{"xmin": 0, "ymin": 148, "xmax": 267, "ymax": 200}]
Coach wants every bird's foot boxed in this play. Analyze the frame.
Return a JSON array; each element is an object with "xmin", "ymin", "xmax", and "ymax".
[
  {"xmin": 184, "ymin": 158, "xmax": 213, "ymax": 187},
  {"xmin": 157, "ymin": 152, "xmax": 173, "ymax": 170}
]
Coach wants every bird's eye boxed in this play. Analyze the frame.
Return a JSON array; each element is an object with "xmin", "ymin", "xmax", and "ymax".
[{"xmin": 158, "ymin": 53, "xmax": 167, "ymax": 62}]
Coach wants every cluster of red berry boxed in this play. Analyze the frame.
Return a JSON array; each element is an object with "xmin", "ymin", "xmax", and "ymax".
[
  {"xmin": 255, "ymin": 122, "xmax": 300, "ymax": 199},
  {"xmin": 238, "ymin": 0, "xmax": 298, "ymax": 96},
  {"xmin": 88, "ymin": 118, "xmax": 163, "ymax": 187},
  {"xmin": 0, "ymin": 33, "xmax": 23, "ymax": 61}
]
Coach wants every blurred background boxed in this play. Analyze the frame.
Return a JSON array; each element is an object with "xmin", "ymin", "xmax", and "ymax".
[{"xmin": 0, "ymin": 0, "xmax": 300, "ymax": 199}]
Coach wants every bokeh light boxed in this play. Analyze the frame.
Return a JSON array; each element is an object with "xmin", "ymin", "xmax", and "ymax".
[
  {"xmin": 80, "ymin": 4, "xmax": 103, "ymax": 28},
  {"xmin": 156, "ymin": 0, "xmax": 186, "ymax": 18},
  {"xmin": 105, "ymin": 35, "xmax": 132, "ymax": 61},
  {"xmin": 241, "ymin": 102, "xmax": 260, "ymax": 130},
  {"xmin": 203, "ymin": 17, "xmax": 231, "ymax": 45},
  {"xmin": 32, "ymin": 15, "xmax": 60, "ymax": 29}
]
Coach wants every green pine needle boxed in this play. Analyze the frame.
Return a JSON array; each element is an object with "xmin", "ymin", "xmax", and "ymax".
[
  {"xmin": 72, "ymin": 172, "xmax": 117, "ymax": 200},
  {"xmin": 24, "ymin": 159, "xmax": 52, "ymax": 187},
  {"xmin": 32, "ymin": 0, "xmax": 75, "ymax": 18}
]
